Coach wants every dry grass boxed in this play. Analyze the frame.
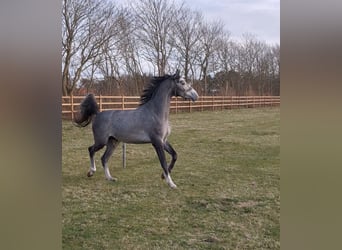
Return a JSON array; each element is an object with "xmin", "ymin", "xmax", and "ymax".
[{"xmin": 62, "ymin": 107, "xmax": 280, "ymax": 249}]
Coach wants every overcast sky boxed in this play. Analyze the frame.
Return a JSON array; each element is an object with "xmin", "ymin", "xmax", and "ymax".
[
  {"xmin": 183, "ymin": 0, "xmax": 280, "ymax": 45},
  {"xmin": 117, "ymin": 0, "xmax": 280, "ymax": 45}
]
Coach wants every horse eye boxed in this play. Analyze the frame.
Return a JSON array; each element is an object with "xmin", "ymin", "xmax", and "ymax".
[{"xmin": 180, "ymin": 80, "xmax": 185, "ymax": 85}]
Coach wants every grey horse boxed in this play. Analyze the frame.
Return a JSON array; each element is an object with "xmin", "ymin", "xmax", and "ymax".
[{"xmin": 74, "ymin": 71, "xmax": 198, "ymax": 188}]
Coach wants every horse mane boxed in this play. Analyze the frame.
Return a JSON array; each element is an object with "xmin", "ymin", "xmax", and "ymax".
[{"xmin": 139, "ymin": 74, "xmax": 173, "ymax": 106}]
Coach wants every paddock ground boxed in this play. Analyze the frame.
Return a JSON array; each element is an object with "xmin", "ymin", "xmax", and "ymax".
[{"xmin": 62, "ymin": 107, "xmax": 280, "ymax": 249}]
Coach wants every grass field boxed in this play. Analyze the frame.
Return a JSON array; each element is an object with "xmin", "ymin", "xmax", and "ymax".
[{"xmin": 62, "ymin": 107, "xmax": 280, "ymax": 249}]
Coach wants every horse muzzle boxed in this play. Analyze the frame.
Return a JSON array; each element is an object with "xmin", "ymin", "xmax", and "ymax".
[{"xmin": 185, "ymin": 88, "xmax": 199, "ymax": 102}]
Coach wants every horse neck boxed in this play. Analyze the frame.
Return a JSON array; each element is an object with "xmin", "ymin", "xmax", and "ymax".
[{"xmin": 147, "ymin": 80, "xmax": 174, "ymax": 119}]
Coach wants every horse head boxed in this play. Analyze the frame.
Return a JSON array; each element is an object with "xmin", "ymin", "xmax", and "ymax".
[{"xmin": 172, "ymin": 70, "xmax": 199, "ymax": 102}]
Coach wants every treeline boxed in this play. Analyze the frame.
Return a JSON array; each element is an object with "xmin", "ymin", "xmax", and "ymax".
[{"xmin": 62, "ymin": 0, "xmax": 280, "ymax": 96}]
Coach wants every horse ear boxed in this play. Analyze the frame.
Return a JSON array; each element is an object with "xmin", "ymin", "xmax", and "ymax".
[{"xmin": 174, "ymin": 69, "xmax": 180, "ymax": 78}]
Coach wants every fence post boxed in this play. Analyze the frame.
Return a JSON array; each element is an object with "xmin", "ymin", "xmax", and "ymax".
[
  {"xmin": 122, "ymin": 143, "xmax": 126, "ymax": 168},
  {"xmin": 122, "ymin": 95, "xmax": 125, "ymax": 110},
  {"xmin": 212, "ymin": 96, "xmax": 214, "ymax": 111},
  {"xmin": 175, "ymin": 97, "xmax": 178, "ymax": 114},
  {"xmin": 201, "ymin": 96, "xmax": 203, "ymax": 112},
  {"xmin": 99, "ymin": 95, "xmax": 102, "ymax": 112},
  {"xmin": 71, "ymin": 95, "xmax": 74, "ymax": 120}
]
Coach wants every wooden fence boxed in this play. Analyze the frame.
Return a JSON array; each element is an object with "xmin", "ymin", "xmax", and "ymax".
[{"xmin": 62, "ymin": 95, "xmax": 280, "ymax": 120}]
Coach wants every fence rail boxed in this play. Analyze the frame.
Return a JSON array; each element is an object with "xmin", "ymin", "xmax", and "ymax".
[{"xmin": 62, "ymin": 95, "xmax": 280, "ymax": 120}]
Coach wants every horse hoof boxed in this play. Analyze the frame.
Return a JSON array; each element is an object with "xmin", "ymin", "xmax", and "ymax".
[
  {"xmin": 87, "ymin": 171, "xmax": 94, "ymax": 177},
  {"xmin": 107, "ymin": 177, "xmax": 117, "ymax": 182}
]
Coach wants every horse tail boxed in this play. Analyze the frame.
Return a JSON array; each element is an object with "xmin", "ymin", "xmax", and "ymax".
[{"xmin": 73, "ymin": 94, "xmax": 99, "ymax": 127}]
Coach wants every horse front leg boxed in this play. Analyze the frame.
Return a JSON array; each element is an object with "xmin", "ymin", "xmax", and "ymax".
[
  {"xmin": 152, "ymin": 140, "xmax": 177, "ymax": 189},
  {"xmin": 161, "ymin": 141, "xmax": 177, "ymax": 179}
]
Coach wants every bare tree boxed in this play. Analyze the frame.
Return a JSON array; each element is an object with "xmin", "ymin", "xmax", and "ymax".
[
  {"xmin": 93, "ymin": 7, "xmax": 147, "ymax": 96},
  {"xmin": 62, "ymin": 0, "xmax": 280, "ymax": 97},
  {"xmin": 173, "ymin": 8, "xmax": 203, "ymax": 81},
  {"xmin": 131, "ymin": 0, "xmax": 183, "ymax": 76},
  {"xmin": 117, "ymin": 9, "xmax": 146, "ymax": 94},
  {"xmin": 196, "ymin": 20, "xmax": 224, "ymax": 95},
  {"xmin": 270, "ymin": 44, "xmax": 280, "ymax": 95},
  {"xmin": 62, "ymin": 0, "xmax": 118, "ymax": 95},
  {"xmin": 215, "ymin": 33, "xmax": 234, "ymax": 95}
]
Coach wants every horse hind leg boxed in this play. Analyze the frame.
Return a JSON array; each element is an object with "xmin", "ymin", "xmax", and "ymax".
[
  {"xmin": 101, "ymin": 137, "xmax": 119, "ymax": 181},
  {"xmin": 87, "ymin": 144, "xmax": 105, "ymax": 177}
]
